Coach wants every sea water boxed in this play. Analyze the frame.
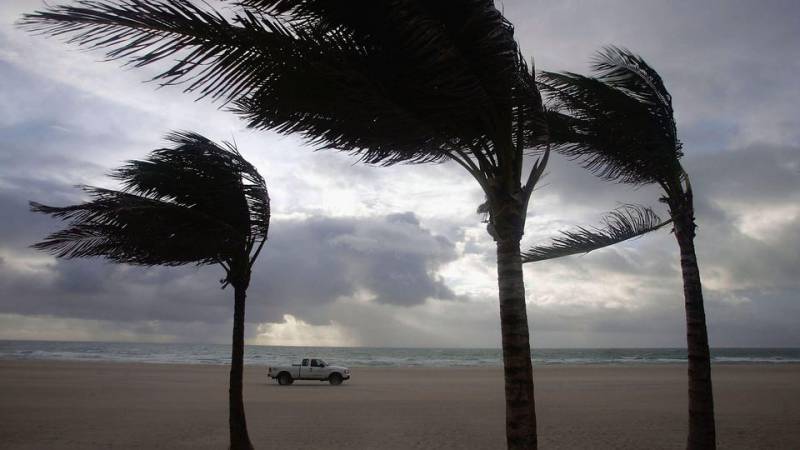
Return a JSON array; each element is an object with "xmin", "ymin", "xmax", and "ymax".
[{"xmin": 1, "ymin": 340, "xmax": 799, "ymax": 367}]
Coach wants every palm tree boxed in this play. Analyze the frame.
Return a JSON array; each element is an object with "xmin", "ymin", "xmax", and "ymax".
[
  {"xmin": 531, "ymin": 46, "xmax": 716, "ymax": 449},
  {"xmin": 20, "ymin": 2, "xmax": 549, "ymax": 447},
  {"xmin": 30, "ymin": 132, "xmax": 270, "ymax": 450}
]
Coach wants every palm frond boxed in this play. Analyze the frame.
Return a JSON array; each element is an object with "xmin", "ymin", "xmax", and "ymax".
[
  {"xmin": 538, "ymin": 68, "xmax": 682, "ymax": 185},
  {"xmin": 593, "ymin": 45, "xmax": 681, "ymax": 158},
  {"xmin": 113, "ymin": 131, "xmax": 270, "ymax": 242},
  {"xmin": 31, "ymin": 132, "xmax": 270, "ymax": 267},
  {"xmin": 592, "ymin": 46, "xmax": 674, "ymax": 121},
  {"xmin": 512, "ymin": 52, "xmax": 548, "ymax": 154},
  {"xmin": 234, "ymin": 0, "xmax": 528, "ymax": 166},
  {"xmin": 521, "ymin": 205, "xmax": 670, "ymax": 263},
  {"xmin": 18, "ymin": 0, "xmax": 301, "ymax": 102},
  {"xmin": 20, "ymin": 0, "xmax": 546, "ymax": 169},
  {"xmin": 31, "ymin": 187, "xmax": 237, "ymax": 265}
]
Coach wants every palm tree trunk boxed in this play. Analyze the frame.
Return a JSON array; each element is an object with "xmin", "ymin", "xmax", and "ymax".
[
  {"xmin": 674, "ymin": 215, "xmax": 716, "ymax": 450},
  {"xmin": 496, "ymin": 236, "xmax": 537, "ymax": 450},
  {"xmin": 230, "ymin": 277, "xmax": 254, "ymax": 450}
]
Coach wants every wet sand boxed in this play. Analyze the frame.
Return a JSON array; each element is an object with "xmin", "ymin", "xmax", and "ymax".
[{"xmin": 1, "ymin": 361, "xmax": 798, "ymax": 449}]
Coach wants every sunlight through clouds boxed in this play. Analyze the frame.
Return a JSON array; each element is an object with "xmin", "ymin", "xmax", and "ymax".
[{"xmin": 252, "ymin": 314, "xmax": 358, "ymax": 347}]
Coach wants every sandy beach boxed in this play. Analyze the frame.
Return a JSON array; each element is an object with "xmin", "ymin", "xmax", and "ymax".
[{"xmin": 1, "ymin": 361, "xmax": 798, "ymax": 449}]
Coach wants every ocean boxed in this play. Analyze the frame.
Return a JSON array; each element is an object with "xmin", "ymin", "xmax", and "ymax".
[{"xmin": 1, "ymin": 340, "xmax": 798, "ymax": 367}]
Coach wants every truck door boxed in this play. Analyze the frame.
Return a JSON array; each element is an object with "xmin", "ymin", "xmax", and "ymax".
[
  {"xmin": 310, "ymin": 359, "xmax": 326, "ymax": 380},
  {"xmin": 300, "ymin": 358, "xmax": 310, "ymax": 379}
]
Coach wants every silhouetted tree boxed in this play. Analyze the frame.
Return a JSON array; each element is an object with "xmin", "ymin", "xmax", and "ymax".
[
  {"xmin": 530, "ymin": 46, "xmax": 716, "ymax": 449},
  {"xmin": 30, "ymin": 132, "xmax": 270, "ymax": 450},
  {"xmin": 20, "ymin": 2, "xmax": 549, "ymax": 447}
]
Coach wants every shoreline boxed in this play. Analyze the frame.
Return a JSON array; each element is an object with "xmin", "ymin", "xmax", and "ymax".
[
  {"xmin": 2, "ymin": 360, "xmax": 799, "ymax": 449},
  {"xmin": 3, "ymin": 357, "xmax": 800, "ymax": 368},
  {"xmin": 0, "ymin": 357, "xmax": 800, "ymax": 370}
]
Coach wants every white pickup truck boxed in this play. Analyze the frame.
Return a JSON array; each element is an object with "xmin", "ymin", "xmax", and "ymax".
[{"xmin": 268, "ymin": 358, "xmax": 351, "ymax": 385}]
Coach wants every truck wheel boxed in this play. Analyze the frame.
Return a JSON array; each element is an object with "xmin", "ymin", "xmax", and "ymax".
[
  {"xmin": 277, "ymin": 373, "xmax": 293, "ymax": 386},
  {"xmin": 329, "ymin": 373, "xmax": 343, "ymax": 386}
]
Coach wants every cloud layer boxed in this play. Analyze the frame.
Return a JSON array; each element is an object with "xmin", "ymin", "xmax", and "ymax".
[{"xmin": 0, "ymin": 0, "xmax": 798, "ymax": 347}]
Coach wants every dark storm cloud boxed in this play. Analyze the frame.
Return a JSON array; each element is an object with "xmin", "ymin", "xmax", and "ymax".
[
  {"xmin": 247, "ymin": 213, "xmax": 459, "ymax": 323},
  {"xmin": 688, "ymin": 144, "xmax": 800, "ymax": 204},
  {"xmin": 688, "ymin": 145, "xmax": 800, "ymax": 291},
  {"xmin": 0, "ymin": 175, "xmax": 458, "ymax": 328},
  {"xmin": 0, "ymin": 253, "xmax": 228, "ymax": 324},
  {"xmin": 508, "ymin": 0, "xmax": 800, "ymax": 147}
]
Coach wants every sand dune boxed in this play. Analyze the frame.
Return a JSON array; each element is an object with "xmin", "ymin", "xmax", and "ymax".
[{"xmin": 1, "ymin": 361, "xmax": 798, "ymax": 449}]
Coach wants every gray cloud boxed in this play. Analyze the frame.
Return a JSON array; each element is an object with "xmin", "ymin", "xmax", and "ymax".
[
  {"xmin": 1, "ymin": 180, "xmax": 459, "ymax": 331},
  {"xmin": 247, "ymin": 213, "xmax": 459, "ymax": 323},
  {"xmin": 507, "ymin": 0, "xmax": 800, "ymax": 148},
  {"xmin": 689, "ymin": 144, "xmax": 800, "ymax": 204}
]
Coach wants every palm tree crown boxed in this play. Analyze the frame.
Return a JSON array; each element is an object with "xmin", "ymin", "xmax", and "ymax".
[
  {"xmin": 31, "ymin": 131, "xmax": 270, "ymax": 274},
  {"xmin": 20, "ymin": 0, "xmax": 545, "ymax": 169},
  {"xmin": 540, "ymin": 46, "xmax": 684, "ymax": 190}
]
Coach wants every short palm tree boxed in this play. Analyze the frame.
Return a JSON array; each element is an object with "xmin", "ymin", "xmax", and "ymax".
[
  {"xmin": 30, "ymin": 132, "xmax": 270, "ymax": 450},
  {"xmin": 529, "ymin": 46, "xmax": 716, "ymax": 449},
  {"xmin": 20, "ymin": 2, "xmax": 549, "ymax": 447}
]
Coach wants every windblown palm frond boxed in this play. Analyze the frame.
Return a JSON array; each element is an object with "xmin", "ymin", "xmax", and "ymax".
[
  {"xmin": 538, "ymin": 46, "xmax": 683, "ymax": 186},
  {"xmin": 19, "ymin": 0, "xmax": 300, "ymax": 103},
  {"xmin": 31, "ymin": 187, "xmax": 236, "ymax": 265},
  {"xmin": 521, "ymin": 205, "xmax": 670, "ymax": 263},
  {"xmin": 592, "ymin": 46, "xmax": 675, "ymax": 123},
  {"xmin": 114, "ymin": 131, "xmax": 270, "ymax": 244},
  {"xmin": 19, "ymin": 0, "xmax": 545, "ymax": 170},
  {"xmin": 31, "ymin": 132, "xmax": 270, "ymax": 267},
  {"xmin": 232, "ymin": 0, "xmax": 530, "ymax": 166}
]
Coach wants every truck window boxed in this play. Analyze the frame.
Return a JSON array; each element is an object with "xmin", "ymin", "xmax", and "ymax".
[
  {"xmin": 302, "ymin": 359, "xmax": 309, "ymax": 366},
  {"xmin": 311, "ymin": 359, "xmax": 320, "ymax": 367}
]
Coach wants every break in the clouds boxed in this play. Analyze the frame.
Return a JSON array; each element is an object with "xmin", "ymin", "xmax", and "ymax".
[{"xmin": 0, "ymin": 0, "xmax": 798, "ymax": 347}]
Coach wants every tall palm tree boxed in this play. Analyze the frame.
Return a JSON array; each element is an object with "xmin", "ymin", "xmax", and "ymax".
[
  {"xmin": 20, "ymin": 1, "xmax": 549, "ymax": 447},
  {"xmin": 30, "ymin": 132, "xmax": 270, "ymax": 450},
  {"xmin": 531, "ymin": 46, "xmax": 716, "ymax": 449}
]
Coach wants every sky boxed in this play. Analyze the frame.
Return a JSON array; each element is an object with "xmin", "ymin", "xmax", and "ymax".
[{"xmin": 0, "ymin": 0, "xmax": 798, "ymax": 348}]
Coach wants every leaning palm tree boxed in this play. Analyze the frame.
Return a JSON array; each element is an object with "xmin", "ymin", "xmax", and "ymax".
[
  {"xmin": 20, "ymin": 2, "xmax": 549, "ymax": 447},
  {"xmin": 30, "ymin": 132, "xmax": 270, "ymax": 450},
  {"xmin": 532, "ymin": 46, "xmax": 716, "ymax": 449}
]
